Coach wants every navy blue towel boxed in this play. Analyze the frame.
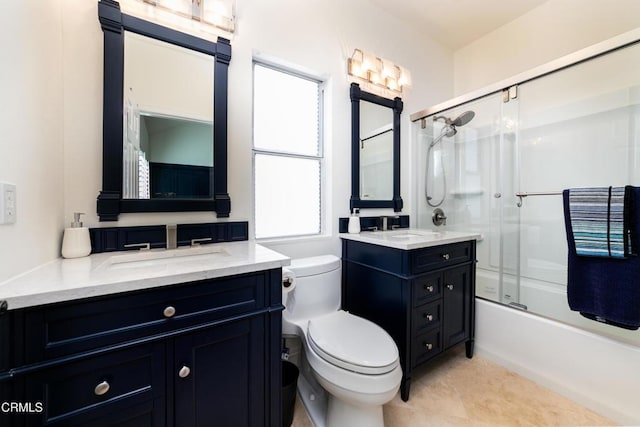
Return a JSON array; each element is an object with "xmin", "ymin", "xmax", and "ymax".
[
  {"xmin": 568, "ymin": 187, "xmax": 633, "ymax": 258},
  {"xmin": 563, "ymin": 186, "xmax": 640, "ymax": 330}
]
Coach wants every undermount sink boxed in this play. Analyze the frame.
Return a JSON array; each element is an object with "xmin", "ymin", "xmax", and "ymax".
[
  {"xmin": 104, "ymin": 245, "xmax": 229, "ymax": 269},
  {"xmin": 386, "ymin": 230, "xmax": 440, "ymax": 239}
]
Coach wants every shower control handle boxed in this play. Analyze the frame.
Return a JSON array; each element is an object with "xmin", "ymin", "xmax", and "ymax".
[
  {"xmin": 432, "ymin": 208, "xmax": 447, "ymax": 226},
  {"xmin": 446, "ymin": 284, "xmax": 454, "ymax": 291}
]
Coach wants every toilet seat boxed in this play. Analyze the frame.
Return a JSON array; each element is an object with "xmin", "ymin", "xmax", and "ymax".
[{"xmin": 307, "ymin": 311, "xmax": 399, "ymax": 375}]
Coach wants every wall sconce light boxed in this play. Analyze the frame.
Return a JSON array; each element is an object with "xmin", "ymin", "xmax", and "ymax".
[
  {"xmin": 142, "ymin": 0, "xmax": 235, "ymax": 32},
  {"xmin": 348, "ymin": 49, "xmax": 411, "ymax": 94}
]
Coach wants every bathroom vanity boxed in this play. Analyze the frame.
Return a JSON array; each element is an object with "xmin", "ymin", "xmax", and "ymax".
[
  {"xmin": 341, "ymin": 229, "xmax": 480, "ymax": 401},
  {"xmin": 0, "ymin": 242, "xmax": 288, "ymax": 426}
]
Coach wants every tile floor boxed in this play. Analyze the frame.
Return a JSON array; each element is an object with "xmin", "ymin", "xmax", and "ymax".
[{"xmin": 291, "ymin": 346, "xmax": 616, "ymax": 426}]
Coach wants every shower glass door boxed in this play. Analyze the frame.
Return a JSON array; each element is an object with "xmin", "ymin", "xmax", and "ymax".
[
  {"xmin": 415, "ymin": 39, "xmax": 640, "ymax": 345},
  {"xmin": 515, "ymin": 41, "xmax": 640, "ymax": 341},
  {"xmin": 415, "ymin": 91, "xmax": 521, "ymax": 305}
]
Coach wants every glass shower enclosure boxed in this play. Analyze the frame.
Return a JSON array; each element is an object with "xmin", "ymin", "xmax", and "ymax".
[{"xmin": 413, "ymin": 38, "xmax": 640, "ymax": 345}]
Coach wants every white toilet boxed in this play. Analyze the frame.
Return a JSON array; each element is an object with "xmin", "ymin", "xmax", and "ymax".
[{"xmin": 282, "ymin": 255, "xmax": 402, "ymax": 427}]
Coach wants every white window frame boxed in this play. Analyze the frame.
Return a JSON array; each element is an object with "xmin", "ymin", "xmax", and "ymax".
[{"xmin": 252, "ymin": 60, "xmax": 325, "ymax": 240}]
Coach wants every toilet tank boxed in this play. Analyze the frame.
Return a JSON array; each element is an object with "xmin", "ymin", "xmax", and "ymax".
[{"xmin": 285, "ymin": 255, "xmax": 341, "ymax": 321}]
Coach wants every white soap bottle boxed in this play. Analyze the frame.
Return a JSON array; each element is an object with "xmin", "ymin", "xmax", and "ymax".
[
  {"xmin": 61, "ymin": 212, "xmax": 92, "ymax": 259},
  {"xmin": 348, "ymin": 208, "xmax": 361, "ymax": 234}
]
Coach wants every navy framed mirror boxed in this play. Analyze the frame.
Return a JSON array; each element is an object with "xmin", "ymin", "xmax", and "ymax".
[
  {"xmin": 97, "ymin": 0, "xmax": 231, "ymax": 221},
  {"xmin": 350, "ymin": 83, "xmax": 403, "ymax": 212}
]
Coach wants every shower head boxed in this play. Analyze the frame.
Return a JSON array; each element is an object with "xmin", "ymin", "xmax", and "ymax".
[
  {"xmin": 429, "ymin": 110, "xmax": 475, "ymax": 147},
  {"xmin": 451, "ymin": 110, "xmax": 475, "ymax": 127},
  {"xmin": 433, "ymin": 110, "xmax": 475, "ymax": 127}
]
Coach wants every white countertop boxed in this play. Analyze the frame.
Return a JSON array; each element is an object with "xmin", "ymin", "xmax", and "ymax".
[
  {"xmin": 0, "ymin": 241, "xmax": 290, "ymax": 310},
  {"xmin": 340, "ymin": 229, "xmax": 481, "ymax": 250}
]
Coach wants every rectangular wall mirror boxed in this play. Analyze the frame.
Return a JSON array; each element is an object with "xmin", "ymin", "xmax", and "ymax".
[
  {"xmin": 123, "ymin": 31, "xmax": 214, "ymax": 200},
  {"xmin": 350, "ymin": 83, "xmax": 403, "ymax": 211},
  {"xmin": 97, "ymin": 0, "xmax": 231, "ymax": 221}
]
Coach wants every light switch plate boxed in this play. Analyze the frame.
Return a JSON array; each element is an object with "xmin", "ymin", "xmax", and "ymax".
[{"xmin": 0, "ymin": 182, "xmax": 16, "ymax": 225}]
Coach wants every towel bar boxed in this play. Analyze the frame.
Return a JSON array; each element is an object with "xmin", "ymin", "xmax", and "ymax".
[{"xmin": 515, "ymin": 191, "xmax": 563, "ymax": 207}]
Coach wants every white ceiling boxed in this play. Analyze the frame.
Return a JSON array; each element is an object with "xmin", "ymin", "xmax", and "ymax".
[{"xmin": 367, "ymin": 0, "xmax": 548, "ymax": 50}]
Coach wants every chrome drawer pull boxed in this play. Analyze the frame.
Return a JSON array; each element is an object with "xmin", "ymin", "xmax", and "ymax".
[
  {"xmin": 441, "ymin": 253, "xmax": 450, "ymax": 260},
  {"xmin": 425, "ymin": 343, "xmax": 433, "ymax": 351},
  {"xmin": 423, "ymin": 313, "xmax": 433, "ymax": 322},
  {"xmin": 94, "ymin": 381, "xmax": 110, "ymax": 396},
  {"xmin": 163, "ymin": 306, "xmax": 176, "ymax": 318},
  {"xmin": 424, "ymin": 285, "xmax": 434, "ymax": 292},
  {"xmin": 178, "ymin": 365, "xmax": 191, "ymax": 378},
  {"xmin": 446, "ymin": 284, "xmax": 454, "ymax": 291}
]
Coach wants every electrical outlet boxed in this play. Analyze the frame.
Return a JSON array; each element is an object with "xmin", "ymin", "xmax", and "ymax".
[{"xmin": 0, "ymin": 183, "xmax": 16, "ymax": 225}]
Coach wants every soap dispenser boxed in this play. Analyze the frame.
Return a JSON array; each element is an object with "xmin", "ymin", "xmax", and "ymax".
[
  {"xmin": 61, "ymin": 212, "xmax": 91, "ymax": 259},
  {"xmin": 348, "ymin": 208, "xmax": 361, "ymax": 234}
]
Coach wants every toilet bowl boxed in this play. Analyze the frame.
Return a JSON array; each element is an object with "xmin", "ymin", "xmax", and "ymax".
[{"xmin": 282, "ymin": 255, "xmax": 401, "ymax": 427}]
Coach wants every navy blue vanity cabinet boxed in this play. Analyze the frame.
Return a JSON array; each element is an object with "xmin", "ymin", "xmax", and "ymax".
[
  {"xmin": 174, "ymin": 316, "xmax": 266, "ymax": 426},
  {"xmin": 0, "ymin": 269, "xmax": 283, "ymax": 427},
  {"xmin": 342, "ymin": 239, "xmax": 476, "ymax": 402}
]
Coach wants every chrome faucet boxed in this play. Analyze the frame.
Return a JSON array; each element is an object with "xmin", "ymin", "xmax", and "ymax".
[
  {"xmin": 166, "ymin": 225, "xmax": 177, "ymax": 249},
  {"xmin": 380, "ymin": 216, "xmax": 389, "ymax": 231}
]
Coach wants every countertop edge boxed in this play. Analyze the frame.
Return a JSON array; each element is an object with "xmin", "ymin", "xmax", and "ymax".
[
  {"xmin": 1, "ymin": 242, "xmax": 291, "ymax": 311},
  {"xmin": 339, "ymin": 230, "xmax": 482, "ymax": 250}
]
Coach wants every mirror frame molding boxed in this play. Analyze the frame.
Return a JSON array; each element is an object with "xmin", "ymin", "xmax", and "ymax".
[
  {"xmin": 97, "ymin": 0, "xmax": 231, "ymax": 221},
  {"xmin": 350, "ymin": 83, "xmax": 403, "ymax": 212}
]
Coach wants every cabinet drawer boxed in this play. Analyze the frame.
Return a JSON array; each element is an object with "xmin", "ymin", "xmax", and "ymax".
[
  {"xmin": 411, "ymin": 241, "xmax": 472, "ymax": 273},
  {"xmin": 412, "ymin": 273, "xmax": 441, "ymax": 306},
  {"xmin": 412, "ymin": 329, "xmax": 442, "ymax": 368},
  {"xmin": 24, "ymin": 273, "xmax": 266, "ymax": 363},
  {"xmin": 25, "ymin": 342, "xmax": 164, "ymax": 426},
  {"xmin": 412, "ymin": 300, "xmax": 441, "ymax": 335}
]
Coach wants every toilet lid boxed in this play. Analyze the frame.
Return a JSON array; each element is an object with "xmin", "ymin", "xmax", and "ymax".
[{"xmin": 307, "ymin": 311, "xmax": 399, "ymax": 375}]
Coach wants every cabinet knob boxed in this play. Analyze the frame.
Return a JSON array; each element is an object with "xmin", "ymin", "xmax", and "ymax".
[
  {"xmin": 425, "ymin": 343, "xmax": 433, "ymax": 351},
  {"xmin": 424, "ymin": 284, "xmax": 434, "ymax": 293},
  {"xmin": 94, "ymin": 381, "xmax": 110, "ymax": 396},
  {"xmin": 423, "ymin": 313, "xmax": 433, "ymax": 322},
  {"xmin": 441, "ymin": 253, "xmax": 450, "ymax": 260},
  {"xmin": 163, "ymin": 306, "xmax": 176, "ymax": 318},
  {"xmin": 178, "ymin": 365, "xmax": 191, "ymax": 378},
  {"xmin": 446, "ymin": 284, "xmax": 454, "ymax": 291}
]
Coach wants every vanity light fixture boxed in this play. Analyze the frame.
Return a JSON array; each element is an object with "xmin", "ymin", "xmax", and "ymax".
[
  {"xmin": 142, "ymin": 0, "xmax": 235, "ymax": 32},
  {"xmin": 348, "ymin": 49, "xmax": 411, "ymax": 94}
]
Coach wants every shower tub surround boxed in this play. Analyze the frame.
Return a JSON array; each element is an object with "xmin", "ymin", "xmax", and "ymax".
[
  {"xmin": 412, "ymin": 29, "xmax": 640, "ymax": 424},
  {"xmin": 0, "ymin": 241, "xmax": 289, "ymax": 426}
]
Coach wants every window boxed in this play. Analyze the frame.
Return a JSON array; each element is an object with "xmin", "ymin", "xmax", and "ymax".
[{"xmin": 253, "ymin": 62, "xmax": 323, "ymax": 239}]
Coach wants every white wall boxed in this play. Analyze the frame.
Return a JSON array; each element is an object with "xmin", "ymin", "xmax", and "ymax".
[
  {"xmin": 453, "ymin": 0, "xmax": 640, "ymax": 96},
  {"xmin": 57, "ymin": 0, "xmax": 452, "ymax": 258},
  {"xmin": 0, "ymin": 1, "xmax": 64, "ymax": 282}
]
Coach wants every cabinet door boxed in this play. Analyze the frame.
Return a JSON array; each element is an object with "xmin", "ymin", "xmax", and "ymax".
[
  {"xmin": 174, "ymin": 317, "xmax": 266, "ymax": 427},
  {"xmin": 23, "ymin": 342, "xmax": 165, "ymax": 427},
  {"xmin": 442, "ymin": 265, "xmax": 472, "ymax": 349}
]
